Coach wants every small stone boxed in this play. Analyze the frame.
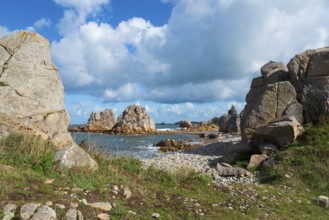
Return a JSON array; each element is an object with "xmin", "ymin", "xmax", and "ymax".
[
  {"xmin": 194, "ymin": 203, "xmax": 201, "ymax": 207},
  {"xmin": 4, "ymin": 204, "xmax": 17, "ymax": 215},
  {"xmin": 220, "ymin": 163, "xmax": 232, "ymax": 167},
  {"xmin": 66, "ymin": 209, "xmax": 84, "ymax": 220},
  {"xmin": 285, "ymin": 174, "xmax": 291, "ymax": 178},
  {"xmin": 113, "ymin": 190, "xmax": 118, "ymax": 196},
  {"xmin": 113, "ymin": 185, "xmax": 119, "ymax": 191},
  {"xmin": 31, "ymin": 205, "xmax": 56, "ymax": 220},
  {"xmin": 72, "ymin": 187, "xmax": 83, "ymax": 192},
  {"xmin": 45, "ymin": 201, "xmax": 53, "ymax": 206},
  {"xmin": 20, "ymin": 203, "xmax": 41, "ymax": 219},
  {"xmin": 317, "ymin": 196, "xmax": 329, "ymax": 208},
  {"xmin": 97, "ymin": 213, "xmax": 110, "ymax": 220},
  {"xmin": 70, "ymin": 202, "xmax": 79, "ymax": 209},
  {"xmin": 88, "ymin": 202, "xmax": 112, "ymax": 211},
  {"xmin": 128, "ymin": 210, "xmax": 137, "ymax": 215},
  {"xmin": 124, "ymin": 187, "xmax": 132, "ymax": 199},
  {"xmin": 55, "ymin": 203, "xmax": 66, "ymax": 209},
  {"xmin": 81, "ymin": 199, "xmax": 88, "ymax": 205},
  {"xmin": 3, "ymin": 203, "xmax": 17, "ymax": 220},
  {"xmin": 44, "ymin": 179, "xmax": 55, "ymax": 184},
  {"xmin": 152, "ymin": 212, "xmax": 160, "ymax": 218}
]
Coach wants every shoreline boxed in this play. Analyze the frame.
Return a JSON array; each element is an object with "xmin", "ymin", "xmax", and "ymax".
[{"xmin": 143, "ymin": 133, "xmax": 258, "ymax": 186}]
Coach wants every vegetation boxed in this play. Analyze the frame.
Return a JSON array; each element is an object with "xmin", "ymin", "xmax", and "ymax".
[
  {"xmin": 1, "ymin": 125, "xmax": 329, "ymax": 219},
  {"xmin": 0, "ymin": 81, "xmax": 8, "ymax": 87}
]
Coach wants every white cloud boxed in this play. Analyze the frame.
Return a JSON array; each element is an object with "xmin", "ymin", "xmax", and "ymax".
[
  {"xmin": 53, "ymin": 0, "xmax": 329, "ymax": 107},
  {"xmin": 34, "ymin": 18, "xmax": 52, "ymax": 29},
  {"xmin": 54, "ymin": 0, "xmax": 110, "ymax": 35}
]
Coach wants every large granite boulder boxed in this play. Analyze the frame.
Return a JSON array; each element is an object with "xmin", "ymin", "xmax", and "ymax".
[
  {"xmin": 241, "ymin": 80, "xmax": 299, "ymax": 143},
  {"xmin": 253, "ymin": 116, "xmax": 301, "ymax": 148},
  {"xmin": 288, "ymin": 48, "xmax": 329, "ymax": 123},
  {"xmin": 0, "ymin": 31, "xmax": 72, "ymax": 147},
  {"xmin": 85, "ymin": 109, "xmax": 115, "ymax": 132},
  {"xmin": 112, "ymin": 104, "xmax": 156, "ymax": 134},
  {"xmin": 219, "ymin": 105, "xmax": 240, "ymax": 133},
  {"xmin": 0, "ymin": 31, "xmax": 97, "ymax": 170}
]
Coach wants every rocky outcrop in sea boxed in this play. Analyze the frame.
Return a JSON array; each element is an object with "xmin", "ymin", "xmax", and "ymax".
[
  {"xmin": 85, "ymin": 109, "xmax": 116, "ymax": 132},
  {"xmin": 112, "ymin": 104, "xmax": 156, "ymax": 135}
]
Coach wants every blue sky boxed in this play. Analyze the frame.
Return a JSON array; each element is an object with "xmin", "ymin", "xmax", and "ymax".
[{"xmin": 1, "ymin": 0, "xmax": 329, "ymax": 123}]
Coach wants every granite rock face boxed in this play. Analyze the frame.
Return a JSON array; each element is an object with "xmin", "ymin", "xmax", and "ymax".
[
  {"xmin": 113, "ymin": 104, "xmax": 156, "ymax": 134},
  {"xmin": 288, "ymin": 47, "xmax": 329, "ymax": 123},
  {"xmin": 0, "ymin": 31, "xmax": 97, "ymax": 170},
  {"xmin": 86, "ymin": 109, "xmax": 115, "ymax": 131},
  {"xmin": 241, "ymin": 80, "xmax": 298, "ymax": 143},
  {"xmin": 0, "ymin": 31, "xmax": 71, "ymax": 147},
  {"xmin": 241, "ymin": 48, "xmax": 329, "ymax": 146}
]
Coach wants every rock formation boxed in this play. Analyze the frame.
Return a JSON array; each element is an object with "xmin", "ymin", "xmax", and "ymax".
[
  {"xmin": 112, "ymin": 104, "xmax": 156, "ymax": 134},
  {"xmin": 0, "ymin": 31, "xmax": 71, "ymax": 147},
  {"xmin": 0, "ymin": 31, "xmax": 97, "ymax": 170},
  {"xmin": 155, "ymin": 139, "xmax": 193, "ymax": 152},
  {"xmin": 253, "ymin": 116, "xmax": 301, "ymax": 148},
  {"xmin": 288, "ymin": 48, "xmax": 329, "ymax": 123},
  {"xmin": 85, "ymin": 109, "xmax": 115, "ymax": 132},
  {"xmin": 179, "ymin": 121, "xmax": 193, "ymax": 128},
  {"xmin": 241, "ymin": 47, "xmax": 329, "ymax": 148},
  {"xmin": 219, "ymin": 105, "xmax": 240, "ymax": 133}
]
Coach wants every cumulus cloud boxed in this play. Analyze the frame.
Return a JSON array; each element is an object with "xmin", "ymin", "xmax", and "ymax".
[
  {"xmin": 52, "ymin": 0, "xmax": 329, "ymax": 106},
  {"xmin": 26, "ymin": 18, "xmax": 52, "ymax": 33},
  {"xmin": 34, "ymin": 18, "xmax": 52, "ymax": 29}
]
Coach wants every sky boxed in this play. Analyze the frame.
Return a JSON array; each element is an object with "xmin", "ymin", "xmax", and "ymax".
[{"xmin": 1, "ymin": 0, "xmax": 329, "ymax": 124}]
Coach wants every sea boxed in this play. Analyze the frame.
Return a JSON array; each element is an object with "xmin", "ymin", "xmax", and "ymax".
[{"xmin": 70, "ymin": 124, "xmax": 200, "ymax": 160}]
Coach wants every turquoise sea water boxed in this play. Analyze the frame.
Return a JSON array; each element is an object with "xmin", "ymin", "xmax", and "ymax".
[{"xmin": 71, "ymin": 124, "xmax": 196, "ymax": 160}]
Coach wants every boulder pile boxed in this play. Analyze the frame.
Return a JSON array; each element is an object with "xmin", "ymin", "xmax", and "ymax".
[
  {"xmin": 241, "ymin": 48, "xmax": 329, "ymax": 146},
  {"xmin": 238, "ymin": 47, "xmax": 329, "ymax": 169}
]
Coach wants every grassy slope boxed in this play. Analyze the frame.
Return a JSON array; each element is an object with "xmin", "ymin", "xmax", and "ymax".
[{"xmin": 1, "ymin": 125, "xmax": 329, "ymax": 219}]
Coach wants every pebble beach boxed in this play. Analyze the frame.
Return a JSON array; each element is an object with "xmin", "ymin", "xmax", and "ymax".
[{"xmin": 143, "ymin": 134, "xmax": 259, "ymax": 186}]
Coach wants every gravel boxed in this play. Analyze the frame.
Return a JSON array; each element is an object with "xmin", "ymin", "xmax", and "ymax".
[{"xmin": 143, "ymin": 134, "xmax": 259, "ymax": 186}]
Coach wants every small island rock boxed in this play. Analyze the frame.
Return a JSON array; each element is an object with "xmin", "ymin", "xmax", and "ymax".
[
  {"xmin": 112, "ymin": 105, "xmax": 156, "ymax": 134},
  {"xmin": 85, "ymin": 109, "xmax": 116, "ymax": 132}
]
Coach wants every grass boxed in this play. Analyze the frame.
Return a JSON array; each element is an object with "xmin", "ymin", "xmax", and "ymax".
[
  {"xmin": 0, "ymin": 81, "xmax": 8, "ymax": 87},
  {"xmin": 1, "ymin": 127, "xmax": 329, "ymax": 219}
]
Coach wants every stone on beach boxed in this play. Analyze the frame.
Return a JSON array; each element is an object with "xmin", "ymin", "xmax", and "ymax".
[
  {"xmin": 216, "ymin": 163, "xmax": 250, "ymax": 176},
  {"xmin": 219, "ymin": 142, "xmax": 254, "ymax": 165}
]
